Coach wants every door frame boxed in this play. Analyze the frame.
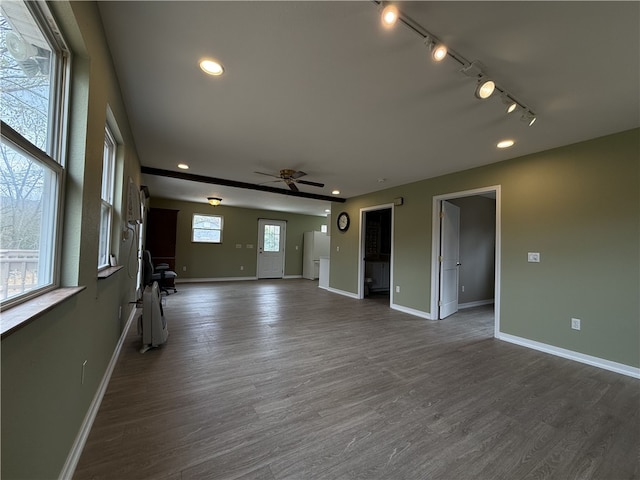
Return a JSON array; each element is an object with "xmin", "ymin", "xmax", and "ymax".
[
  {"xmin": 358, "ymin": 203, "xmax": 395, "ymax": 302},
  {"xmin": 257, "ymin": 218, "xmax": 287, "ymax": 279},
  {"xmin": 430, "ymin": 185, "xmax": 501, "ymax": 337}
]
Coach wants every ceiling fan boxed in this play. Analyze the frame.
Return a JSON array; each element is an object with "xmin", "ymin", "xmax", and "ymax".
[{"xmin": 254, "ymin": 169, "xmax": 325, "ymax": 192}]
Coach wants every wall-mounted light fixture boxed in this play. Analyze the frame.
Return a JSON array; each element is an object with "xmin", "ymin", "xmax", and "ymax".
[{"xmin": 207, "ymin": 197, "xmax": 222, "ymax": 206}]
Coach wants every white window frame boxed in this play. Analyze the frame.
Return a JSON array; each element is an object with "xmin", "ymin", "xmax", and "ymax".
[
  {"xmin": 192, "ymin": 213, "xmax": 223, "ymax": 244},
  {"xmin": 98, "ymin": 125, "xmax": 116, "ymax": 269},
  {"xmin": 0, "ymin": 1, "xmax": 70, "ymax": 309}
]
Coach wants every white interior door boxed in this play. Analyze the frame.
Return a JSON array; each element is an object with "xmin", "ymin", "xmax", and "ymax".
[
  {"xmin": 439, "ymin": 200, "xmax": 460, "ymax": 319},
  {"xmin": 257, "ymin": 219, "xmax": 286, "ymax": 279}
]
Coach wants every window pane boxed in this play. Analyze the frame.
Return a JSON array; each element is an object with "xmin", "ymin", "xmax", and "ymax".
[
  {"xmin": 192, "ymin": 214, "xmax": 222, "ymax": 243},
  {"xmin": 98, "ymin": 202, "xmax": 111, "ymax": 268},
  {"xmin": 263, "ymin": 225, "xmax": 280, "ymax": 252},
  {"xmin": 0, "ymin": 139, "xmax": 57, "ymax": 301},
  {"xmin": 0, "ymin": 4, "xmax": 53, "ymax": 152}
]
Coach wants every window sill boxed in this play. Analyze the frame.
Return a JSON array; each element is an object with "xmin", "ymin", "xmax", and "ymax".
[
  {"xmin": 97, "ymin": 265, "xmax": 124, "ymax": 279},
  {"xmin": 1, "ymin": 286, "xmax": 86, "ymax": 339}
]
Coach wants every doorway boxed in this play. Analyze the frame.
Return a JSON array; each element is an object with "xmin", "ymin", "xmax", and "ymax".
[
  {"xmin": 431, "ymin": 186, "xmax": 500, "ymax": 336},
  {"xmin": 257, "ymin": 219, "xmax": 286, "ymax": 279},
  {"xmin": 358, "ymin": 204, "xmax": 394, "ymax": 302}
]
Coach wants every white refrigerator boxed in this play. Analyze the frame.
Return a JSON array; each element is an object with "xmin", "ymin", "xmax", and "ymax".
[{"xmin": 302, "ymin": 231, "xmax": 330, "ymax": 280}]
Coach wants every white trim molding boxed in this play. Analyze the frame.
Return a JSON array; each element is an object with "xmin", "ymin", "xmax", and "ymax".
[
  {"xmin": 459, "ymin": 299, "xmax": 494, "ymax": 309},
  {"xmin": 175, "ymin": 276, "xmax": 258, "ymax": 283},
  {"xmin": 327, "ymin": 287, "xmax": 360, "ymax": 299},
  {"xmin": 391, "ymin": 303, "xmax": 433, "ymax": 320},
  {"xmin": 59, "ymin": 305, "xmax": 139, "ymax": 479},
  {"xmin": 497, "ymin": 332, "xmax": 640, "ymax": 379}
]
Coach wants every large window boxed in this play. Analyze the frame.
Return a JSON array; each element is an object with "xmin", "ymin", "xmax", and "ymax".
[
  {"xmin": 192, "ymin": 214, "xmax": 223, "ymax": 243},
  {"xmin": 98, "ymin": 125, "xmax": 116, "ymax": 269},
  {"xmin": 0, "ymin": 1, "xmax": 69, "ymax": 307}
]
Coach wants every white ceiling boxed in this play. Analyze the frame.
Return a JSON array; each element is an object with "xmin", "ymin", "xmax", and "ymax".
[{"xmin": 98, "ymin": 1, "xmax": 639, "ymax": 217}]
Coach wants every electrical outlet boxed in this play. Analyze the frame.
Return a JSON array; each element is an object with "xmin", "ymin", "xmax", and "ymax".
[
  {"xmin": 240, "ymin": 265, "xmax": 244, "ymax": 271},
  {"xmin": 182, "ymin": 266, "xmax": 187, "ymax": 272},
  {"xmin": 461, "ymin": 285, "xmax": 465, "ymax": 292},
  {"xmin": 571, "ymin": 318, "xmax": 581, "ymax": 330},
  {"xmin": 395, "ymin": 286, "xmax": 400, "ymax": 293}
]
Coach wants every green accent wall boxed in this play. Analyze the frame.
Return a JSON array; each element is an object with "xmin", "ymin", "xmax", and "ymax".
[
  {"xmin": 149, "ymin": 198, "xmax": 327, "ymax": 279},
  {"xmin": 1, "ymin": 3, "xmax": 142, "ymax": 479},
  {"xmin": 329, "ymin": 129, "xmax": 639, "ymax": 368}
]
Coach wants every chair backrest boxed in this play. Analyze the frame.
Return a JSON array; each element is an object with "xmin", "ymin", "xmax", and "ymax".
[{"xmin": 142, "ymin": 250, "xmax": 154, "ymax": 286}]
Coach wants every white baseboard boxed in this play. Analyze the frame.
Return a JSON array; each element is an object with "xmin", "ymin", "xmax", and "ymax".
[
  {"xmin": 175, "ymin": 276, "xmax": 257, "ymax": 283},
  {"xmin": 58, "ymin": 305, "xmax": 139, "ymax": 480},
  {"xmin": 497, "ymin": 332, "xmax": 640, "ymax": 379},
  {"xmin": 459, "ymin": 299, "xmax": 494, "ymax": 309},
  {"xmin": 327, "ymin": 287, "xmax": 359, "ymax": 299},
  {"xmin": 391, "ymin": 303, "xmax": 433, "ymax": 320},
  {"xmin": 284, "ymin": 275, "xmax": 303, "ymax": 279}
]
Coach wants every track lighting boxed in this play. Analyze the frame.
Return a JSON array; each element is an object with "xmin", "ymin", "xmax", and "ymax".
[
  {"xmin": 425, "ymin": 37, "xmax": 447, "ymax": 62},
  {"xmin": 501, "ymin": 94, "xmax": 518, "ymax": 113},
  {"xmin": 521, "ymin": 111, "xmax": 537, "ymax": 126},
  {"xmin": 381, "ymin": 4, "xmax": 399, "ymax": 28},
  {"xmin": 475, "ymin": 78, "xmax": 495, "ymax": 99},
  {"xmin": 207, "ymin": 197, "xmax": 222, "ymax": 206},
  {"xmin": 373, "ymin": 2, "xmax": 537, "ymax": 126}
]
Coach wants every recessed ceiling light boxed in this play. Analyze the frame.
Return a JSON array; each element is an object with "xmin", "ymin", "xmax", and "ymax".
[
  {"xmin": 497, "ymin": 139, "xmax": 515, "ymax": 149},
  {"xmin": 331, "ymin": 189, "xmax": 341, "ymax": 195},
  {"xmin": 199, "ymin": 59, "xmax": 224, "ymax": 76},
  {"xmin": 177, "ymin": 163, "xmax": 189, "ymax": 170},
  {"xmin": 325, "ymin": 209, "xmax": 331, "ymax": 213},
  {"xmin": 381, "ymin": 5, "xmax": 399, "ymax": 28}
]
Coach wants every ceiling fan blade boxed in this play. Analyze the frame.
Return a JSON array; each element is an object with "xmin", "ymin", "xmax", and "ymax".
[
  {"xmin": 296, "ymin": 179, "xmax": 325, "ymax": 188},
  {"xmin": 288, "ymin": 182, "xmax": 299, "ymax": 192},
  {"xmin": 254, "ymin": 171, "xmax": 280, "ymax": 178},
  {"xmin": 291, "ymin": 170, "xmax": 307, "ymax": 179}
]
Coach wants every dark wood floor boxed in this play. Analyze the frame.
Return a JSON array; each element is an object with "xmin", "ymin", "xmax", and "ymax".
[{"xmin": 74, "ymin": 280, "xmax": 639, "ymax": 480}]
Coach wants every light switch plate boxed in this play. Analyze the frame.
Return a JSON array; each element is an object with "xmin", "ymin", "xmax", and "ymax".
[{"xmin": 527, "ymin": 252, "xmax": 540, "ymax": 263}]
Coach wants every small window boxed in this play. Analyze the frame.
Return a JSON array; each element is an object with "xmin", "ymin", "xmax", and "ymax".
[
  {"xmin": 192, "ymin": 214, "xmax": 223, "ymax": 243},
  {"xmin": 98, "ymin": 125, "xmax": 116, "ymax": 269}
]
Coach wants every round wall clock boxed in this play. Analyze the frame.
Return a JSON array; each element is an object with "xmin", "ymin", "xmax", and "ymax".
[{"xmin": 337, "ymin": 212, "xmax": 350, "ymax": 232}]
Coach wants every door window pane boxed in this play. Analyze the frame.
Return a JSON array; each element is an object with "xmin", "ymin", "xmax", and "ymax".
[{"xmin": 263, "ymin": 225, "xmax": 280, "ymax": 252}]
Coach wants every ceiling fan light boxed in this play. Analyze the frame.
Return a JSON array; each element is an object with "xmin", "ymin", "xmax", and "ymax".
[
  {"xmin": 381, "ymin": 4, "xmax": 399, "ymax": 28},
  {"xmin": 475, "ymin": 79, "xmax": 495, "ymax": 99},
  {"xmin": 207, "ymin": 197, "xmax": 222, "ymax": 206}
]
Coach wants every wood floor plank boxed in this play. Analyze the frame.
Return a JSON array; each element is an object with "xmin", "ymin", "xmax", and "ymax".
[{"xmin": 73, "ymin": 280, "xmax": 640, "ymax": 480}]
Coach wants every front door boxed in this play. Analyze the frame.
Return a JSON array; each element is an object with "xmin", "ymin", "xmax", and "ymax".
[
  {"xmin": 439, "ymin": 200, "xmax": 460, "ymax": 319},
  {"xmin": 257, "ymin": 219, "xmax": 286, "ymax": 279}
]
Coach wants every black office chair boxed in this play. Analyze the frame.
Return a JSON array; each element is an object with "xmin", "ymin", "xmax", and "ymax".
[{"xmin": 142, "ymin": 250, "xmax": 177, "ymax": 294}]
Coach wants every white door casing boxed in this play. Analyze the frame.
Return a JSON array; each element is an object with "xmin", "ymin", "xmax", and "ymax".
[
  {"xmin": 439, "ymin": 200, "xmax": 460, "ymax": 319},
  {"xmin": 257, "ymin": 219, "xmax": 286, "ymax": 279}
]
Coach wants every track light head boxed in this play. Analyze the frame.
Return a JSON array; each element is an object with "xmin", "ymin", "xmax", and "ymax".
[
  {"xmin": 501, "ymin": 94, "xmax": 518, "ymax": 113},
  {"xmin": 381, "ymin": 4, "xmax": 399, "ymax": 28},
  {"xmin": 425, "ymin": 37, "xmax": 447, "ymax": 62},
  {"xmin": 521, "ymin": 111, "xmax": 537, "ymax": 126},
  {"xmin": 475, "ymin": 78, "xmax": 495, "ymax": 99}
]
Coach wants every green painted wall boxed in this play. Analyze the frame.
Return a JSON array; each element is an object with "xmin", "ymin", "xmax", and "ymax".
[
  {"xmin": 329, "ymin": 129, "xmax": 639, "ymax": 368},
  {"xmin": 1, "ymin": 3, "xmax": 142, "ymax": 479},
  {"xmin": 149, "ymin": 198, "xmax": 327, "ymax": 279}
]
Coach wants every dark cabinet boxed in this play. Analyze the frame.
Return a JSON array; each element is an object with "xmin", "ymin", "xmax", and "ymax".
[{"xmin": 145, "ymin": 208, "xmax": 179, "ymax": 286}]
